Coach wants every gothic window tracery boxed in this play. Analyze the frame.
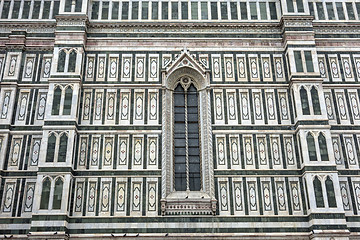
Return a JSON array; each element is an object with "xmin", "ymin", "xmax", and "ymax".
[{"xmin": 174, "ymin": 77, "xmax": 201, "ymax": 192}]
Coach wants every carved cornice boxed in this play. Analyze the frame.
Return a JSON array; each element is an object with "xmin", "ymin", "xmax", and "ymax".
[
  {"xmin": 314, "ymin": 23, "xmax": 360, "ymax": 34},
  {"xmin": 89, "ymin": 21, "xmax": 280, "ymax": 29},
  {"xmin": 279, "ymin": 15, "xmax": 314, "ymax": 32},
  {"xmin": 88, "ymin": 21, "xmax": 282, "ymax": 35},
  {"xmin": 0, "ymin": 21, "xmax": 56, "ymax": 33},
  {"xmin": 56, "ymin": 14, "xmax": 89, "ymax": 29}
]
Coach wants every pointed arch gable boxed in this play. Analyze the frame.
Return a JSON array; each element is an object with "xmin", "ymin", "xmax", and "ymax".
[{"xmin": 163, "ymin": 49, "xmax": 209, "ymax": 90}]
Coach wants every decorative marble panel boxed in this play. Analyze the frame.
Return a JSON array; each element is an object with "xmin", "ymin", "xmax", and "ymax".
[
  {"xmin": 262, "ymin": 181, "xmax": 272, "ymax": 211},
  {"xmin": 133, "ymin": 136, "xmax": 144, "ymax": 167},
  {"xmin": 240, "ymin": 91, "xmax": 250, "ymax": 122},
  {"xmin": 120, "ymin": 91, "xmax": 130, "ymax": 122},
  {"xmin": 344, "ymin": 136, "xmax": 357, "ymax": 166},
  {"xmin": 329, "ymin": 56, "xmax": 340, "ymax": 80},
  {"xmin": 1, "ymin": 91, "xmax": 11, "ymax": 119},
  {"xmin": 214, "ymin": 91, "xmax": 224, "ymax": 123},
  {"xmin": 94, "ymin": 91, "xmax": 103, "ymax": 121},
  {"xmin": 90, "ymin": 137, "xmax": 101, "ymax": 167},
  {"xmin": 226, "ymin": 91, "xmax": 237, "ymax": 122},
  {"xmin": 353, "ymin": 181, "xmax": 360, "ymax": 210},
  {"xmin": 78, "ymin": 136, "xmax": 88, "ymax": 167},
  {"xmin": 74, "ymin": 181, "xmax": 84, "ymax": 213},
  {"xmin": 274, "ymin": 56, "xmax": 284, "ymax": 80},
  {"xmin": 23, "ymin": 182, "xmax": 35, "ymax": 212},
  {"xmin": 42, "ymin": 57, "xmax": 52, "ymax": 79},
  {"xmin": 30, "ymin": 138, "xmax": 41, "ymax": 166},
  {"xmin": 243, "ymin": 136, "xmax": 254, "ymax": 167},
  {"xmin": 2, "ymin": 182, "xmax": 15, "ymax": 213},
  {"xmin": 284, "ymin": 136, "xmax": 295, "ymax": 166},
  {"xmin": 229, "ymin": 136, "xmax": 240, "ymax": 167},
  {"xmin": 318, "ymin": 56, "xmax": 327, "ymax": 79},
  {"xmin": 233, "ymin": 181, "xmax": 243, "ymax": 212},
  {"xmin": 118, "ymin": 136, "xmax": 129, "ymax": 167},
  {"xmin": 216, "ymin": 136, "xmax": 226, "ymax": 167},
  {"xmin": 131, "ymin": 181, "xmax": 142, "ymax": 212},
  {"xmin": 212, "ymin": 55, "xmax": 222, "ymax": 81},
  {"xmin": 348, "ymin": 91, "xmax": 360, "ymax": 120},
  {"xmin": 336, "ymin": 92, "xmax": 348, "ymax": 120},
  {"xmin": 148, "ymin": 91, "xmax": 158, "ymax": 123},
  {"xmin": 236, "ymin": 55, "xmax": 247, "ymax": 81},
  {"xmin": 116, "ymin": 181, "xmax": 126, "ymax": 212},
  {"xmin": 261, "ymin": 56, "xmax": 272, "ymax": 80},
  {"xmin": 135, "ymin": 55, "xmax": 146, "ymax": 81},
  {"xmin": 278, "ymin": 92, "xmax": 289, "ymax": 121},
  {"xmin": 8, "ymin": 55, "xmax": 18, "ymax": 77},
  {"xmin": 121, "ymin": 55, "xmax": 132, "ymax": 81},
  {"xmin": 275, "ymin": 181, "xmax": 287, "ymax": 212},
  {"xmin": 341, "ymin": 56, "xmax": 353, "ymax": 80},
  {"xmin": 219, "ymin": 181, "xmax": 229, "ymax": 212},
  {"xmin": 340, "ymin": 181, "xmax": 351, "ymax": 211},
  {"xmin": 87, "ymin": 181, "xmax": 97, "ymax": 213},
  {"xmin": 23, "ymin": 55, "xmax": 35, "ymax": 80},
  {"xmin": 224, "ymin": 55, "xmax": 235, "ymax": 81},
  {"xmin": 100, "ymin": 181, "xmax": 111, "ymax": 213},
  {"xmin": 147, "ymin": 136, "xmax": 158, "ymax": 167},
  {"xmin": 247, "ymin": 181, "xmax": 257, "ymax": 211},
  {"xmin": 103, "ymin": 137, "xmax": 114, "ymax": 167},
  {"xmin": 324, "ymin": 92, "xmax": 335, "ymax": 120},
  {"xmin": 249, "ymin": 56, "xmax": 259, "ymax": 81},
  {"xmin": 266, "ymin": 91, "xmax": 276, "ymax": 121},
  {"xmin": 253, "ymin": 92, "xmax": 263, "ymax": 121},
  {"xmin": 162, "ymin": 54, "xmax": 172, "ymax": 68},
  {"xmin": 270, "ymin": 136, "xmax": 282, "ymax": 167},
  {"xmin": 97, "ymin": 55, "xmax": 106, "ymax": 81},
  {"xmin": 86, "ymin": 56, "xmax": 95, "ymax": 80},
  {"xmin": 332, "ymin": 136, "xmax": 343, "ymax": 165},
  {"xmin": 108, "ymin": 56, "xmax": 119, "ymax": 80},
  {"xmin": 147, "ymin": 181, "xmax": 157, "ymax": 212},
  {"xmin": 134, "ymin": 91, "xmax": 145, "ymax": 122},
  {"xmin": 106, "ymin": 92, "xmax": 116, "ymax": 121},
  {"xmin": 9, "ymin": 138, "xmax": 22, "ymax": 167},
  {"xmin": 36, "ymin": 92, "xmax": 47, "ymax": 120},
  {"xmin": 257, "ymin": 137, "xmax": 268, "ymax": 167},
  {"xmin": 17, "ymin": 92, "xmax": 29, "ymax": 121},
  {"xmin": 290, "ymin": 181, "xmax": 301, "ymax": 211},
  {"xmin": 354, "ymin": 56, "xmax": 360, "ymax": 79},
  {"xmin": 148, "ymin": 55, "xmax": 159, "ymax": 81}
]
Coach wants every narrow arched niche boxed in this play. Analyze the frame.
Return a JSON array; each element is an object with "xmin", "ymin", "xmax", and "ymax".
[{"xmin": 161, "ymin": 63, "xmax": 216, "ymax": 216}]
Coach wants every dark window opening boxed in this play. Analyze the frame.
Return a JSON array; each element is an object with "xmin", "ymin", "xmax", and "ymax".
[{"xmin": 174, "ymin": 83, "xmax": 201, "ymax": 191}]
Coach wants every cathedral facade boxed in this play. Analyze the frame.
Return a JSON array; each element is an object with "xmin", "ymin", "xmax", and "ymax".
[{"xmin": 0, "ymin": 0, "xmax": 359, "ymax": 239}]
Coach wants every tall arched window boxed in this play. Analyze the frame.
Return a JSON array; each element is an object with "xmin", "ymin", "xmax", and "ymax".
[
  {"xmin": 313, "ymin": 177, "xmax": 324, "ymax": 208},
  {"xmin": 68, "ymin": 50, "xmax": 77, "ymax": 72},
  {"xmin": 306, "ymin": 133, "xmax": 317, "ymax": 161},
  {"xmin": 57, "ymin": 51, "xmax": 66, "ymax": 72},
  {"xmin": 40, "ymin": 178, "xmax": 51, "ymax": 209},
  {"xmin": 311, "ymin": 86, "xmax": 321, "ymax": 115},
  {"xmin": 174, "ymin": 79, "xmax": 201, "ymax": 191},
  {"xmin": 46, "ymin": 134, "xmax": 56, "ymax": 162},
  {"xmin": 300, "ymin": 87, "xmax": 310, "ymax": 115},
  {"xmin": 63, "ymin": 87, "xmax": 73, "ymax": 115},
  {"xmin": 318, "ymin": 132, "xmax": 329, "ymax": 161},
  {"xmin": 52, "ymin": 178, "xmax": 63, "ymax": 210},
  {"xmin": 52, "ymin": 87, "xmax": 62, "ymax": 115},
  {"xmin": 325, "ymin": 176, "xmax": 337, "ymax": 208},
  {"xmin": 58, "ymin": 134, "xmax": 68, "ymax": 162}
]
